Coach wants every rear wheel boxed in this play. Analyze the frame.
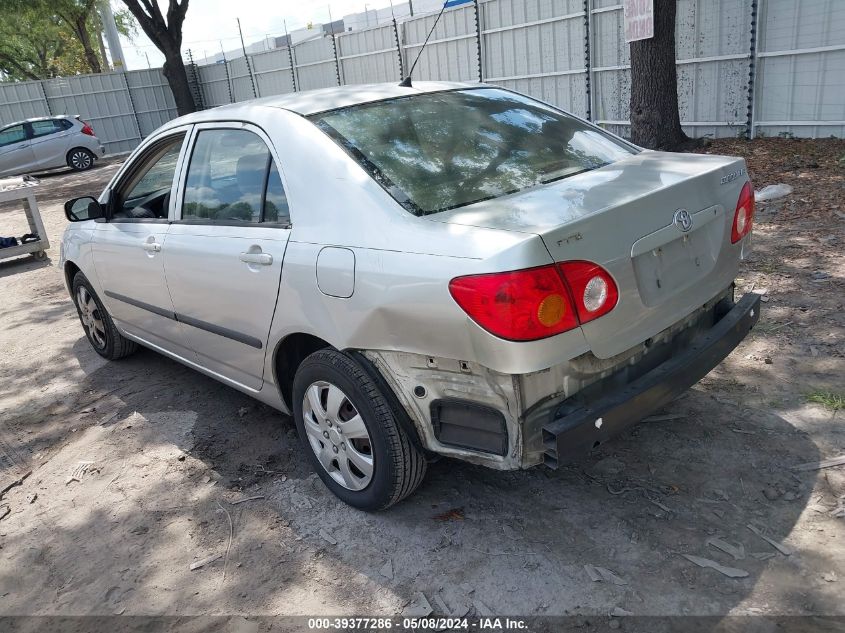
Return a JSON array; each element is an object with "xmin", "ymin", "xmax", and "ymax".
[
  {"xmin": 72, "ymin": 272, "xmax": 137, "ymax": 360},
  {"xmin": 67, "ymin": 148, "xmax": 95, "ymax": 171},
  {"xmin": 292, "ymin": 349, "xmax": 427, "ymax": 510}
]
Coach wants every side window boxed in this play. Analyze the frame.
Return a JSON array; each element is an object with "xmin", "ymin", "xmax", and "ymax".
[
  {"xmin": 30, "ymin": 120, "xmax": 63, "ymax": 138},
  {"xmin": 264, "ymin": 162, "xmax": 290, "ymax": 225},
  {"xmin": 113, "ymin": 134, "xmax": 185, "ymax": 220},
  {"xmin": 0, "ymin": 125, "xmax": 26, "ymax": 147},
  {"xmin": 182, "ymin": 129, "xmax": 274, "ymax": 224}
]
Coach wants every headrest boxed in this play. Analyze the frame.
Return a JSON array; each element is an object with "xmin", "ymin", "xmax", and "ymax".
[{"xmin": 236, "ymin": 153, "xmax": 268, "ymax": 192}]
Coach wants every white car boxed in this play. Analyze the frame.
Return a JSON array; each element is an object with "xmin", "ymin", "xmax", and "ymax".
[
  {"xmin": 60, "ymin": 82, "xmax": 759, "ymax": 510},
  {"xmin": 0, "ymin": 116, "xmax": 105, "ymax": 177}
]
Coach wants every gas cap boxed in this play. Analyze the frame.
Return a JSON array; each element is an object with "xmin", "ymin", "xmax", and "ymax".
[{"xmin": 316, "ymin": 247, "xmax": 355, "ymax": 298}]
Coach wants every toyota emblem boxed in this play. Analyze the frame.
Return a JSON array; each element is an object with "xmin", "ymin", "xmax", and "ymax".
[{"xmin": 673, "ymin": 208, "xmax": 693, "ymax": 232}]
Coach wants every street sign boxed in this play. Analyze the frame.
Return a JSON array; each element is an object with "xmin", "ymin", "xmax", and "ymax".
[{"xmin": 624, "ymin": 0, "xmax": 654, "ymax": 43}]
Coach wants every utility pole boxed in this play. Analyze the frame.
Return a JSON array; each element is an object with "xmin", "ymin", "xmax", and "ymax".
[
  {"xmin": 221, "ymin": 43, "xmax": 234, "ymax": 103},
  {"xmin": 98, "ymin": 0, "xmax": 127, "ymax": 71},
  {"xmin": 284, "ymin": 20, "xmax": 297, "ymax": 92},
  {"xmin": 236, "ymin": 18, "xmax": 258, "ymax": 98}
]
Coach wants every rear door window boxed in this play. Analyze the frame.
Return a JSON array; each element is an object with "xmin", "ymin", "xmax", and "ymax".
[
  {"xmin": 29, "ymin": 120, "xmax": 65, "ymax": 138},
  {"xmin": 181, "ymin": 128, "xmax": 289, "ymax": 225}
]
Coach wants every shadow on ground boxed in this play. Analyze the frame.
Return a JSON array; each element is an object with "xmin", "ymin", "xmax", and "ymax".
[{"xmin": 0, "ymin": 336, "xmax": 834, "ymax": 622}]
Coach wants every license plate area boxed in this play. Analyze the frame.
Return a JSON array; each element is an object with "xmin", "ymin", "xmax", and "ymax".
[{"xmin": 631, "ymin": 205, "xmax": 725, "ymax": 307}]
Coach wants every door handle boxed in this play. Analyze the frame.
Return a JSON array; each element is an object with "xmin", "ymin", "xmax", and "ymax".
[
  {"xmin": 239, "ymin": 252, "xmax": 273, "ymax": 266},
  {"xmin": 142, "ymin": 241, "xmax": 161, "ymax": 252}
]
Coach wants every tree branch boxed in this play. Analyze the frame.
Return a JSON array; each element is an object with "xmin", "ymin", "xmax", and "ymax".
[{"xmin": 0, "ymin": 51, "xmax": 41, "ymax": 80}]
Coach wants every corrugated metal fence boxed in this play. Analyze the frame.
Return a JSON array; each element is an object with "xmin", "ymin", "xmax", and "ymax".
[
  {"xmin": 1, "ymin": 0, "xmax": 842, "ymax": 154},
  {"xmin": 0, "ymin": 69, "xmax": 177, "ymax": 153}
]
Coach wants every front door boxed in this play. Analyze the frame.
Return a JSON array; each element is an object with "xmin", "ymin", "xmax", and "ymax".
[
  {"xmin": 92, "ymin": 129, "xmax": 194, "ymax": 357},
  {"xmin": 164, "ymin": 124, "xmax": 291, "ymax": 390},
  {"xmin": 0, "ymin": 124, "xmax": 35, "ymax": 177}
]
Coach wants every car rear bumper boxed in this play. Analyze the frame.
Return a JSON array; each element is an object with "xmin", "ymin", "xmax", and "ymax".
[{"xmin": 541, "ymin": 292, "xmax": 761, "ymax": 468}]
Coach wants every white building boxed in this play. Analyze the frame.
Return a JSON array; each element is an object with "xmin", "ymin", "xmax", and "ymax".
[{"xmin": 341, "ymin": 0, "xmax": 445, "ymax": 31}]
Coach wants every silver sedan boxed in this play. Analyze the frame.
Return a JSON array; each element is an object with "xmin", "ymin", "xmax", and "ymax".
[{"xmin": 60, "ymin": 82, "xmax": 759, "ymax": 510}]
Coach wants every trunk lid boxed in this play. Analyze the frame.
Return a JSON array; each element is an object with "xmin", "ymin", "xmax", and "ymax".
[{"xmin": 431, "ymin": 151, "xmax": 750, "ymax": 358}]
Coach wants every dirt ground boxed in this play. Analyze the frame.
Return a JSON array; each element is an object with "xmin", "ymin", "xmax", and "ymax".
[{"xmin": 0, "ymin": 140, "xmax": 843, "ymax": 625}]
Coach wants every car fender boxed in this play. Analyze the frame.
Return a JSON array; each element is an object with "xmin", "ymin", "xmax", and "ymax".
[{"xmin": 60, "ymin": 223, "xmax": 103, "ymax": 298}]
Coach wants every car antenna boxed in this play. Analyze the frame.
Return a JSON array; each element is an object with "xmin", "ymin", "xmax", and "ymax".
[{"xmin": 399, "ymin": 1, "xmax": 448, "ymax": 88}]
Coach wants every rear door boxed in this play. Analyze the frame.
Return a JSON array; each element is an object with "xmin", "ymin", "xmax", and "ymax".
[
  {"xmin": 0, "ymin": 124, "xmax": 35, "ymax": 176},
  {"xmin": 28, "ymin": 119, "xmax": 73, "ymax": 170},
  {"xmin": 92, "ymin": 128, "xmax": 194, "ymax": 357},
  {"xmin": 163, "ymin": 123, "xmax": 291, "ymax": 390}
]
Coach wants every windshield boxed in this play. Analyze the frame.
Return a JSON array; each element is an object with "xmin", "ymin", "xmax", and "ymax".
[{"xmin": 311, "ymin": 88, "xmax": 634, "ymax": 216}]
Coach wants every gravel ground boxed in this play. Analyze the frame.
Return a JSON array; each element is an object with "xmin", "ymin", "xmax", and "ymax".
[{"xmin": 0, "ymin": 140, "xmax": 843, "ymax": 624}]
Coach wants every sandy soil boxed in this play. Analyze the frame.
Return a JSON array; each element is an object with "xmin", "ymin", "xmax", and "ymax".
[{"xmin": 0, "ymin": 141, "xmax": 843, "ymax": 623}]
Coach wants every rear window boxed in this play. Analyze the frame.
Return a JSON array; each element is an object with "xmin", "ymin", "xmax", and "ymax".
[{"xmin": 311, "ymin": 88, "xmax": 634, "ymax": 216}]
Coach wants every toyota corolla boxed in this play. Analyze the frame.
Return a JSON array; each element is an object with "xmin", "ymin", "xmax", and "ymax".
[{"xmin": 60, "ymin": 82, "xmax": 759, "ymax": 510}]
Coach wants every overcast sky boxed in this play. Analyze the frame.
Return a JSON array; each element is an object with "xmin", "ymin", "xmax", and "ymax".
[{"xmin": 118, "ymin": 0, "xmax": 399, "ymax": 69}]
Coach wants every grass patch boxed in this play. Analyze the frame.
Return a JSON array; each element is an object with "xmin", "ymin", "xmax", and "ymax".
[{"xmin": 806, "ymin": 390, "xmax": 845, "ymax": 411}]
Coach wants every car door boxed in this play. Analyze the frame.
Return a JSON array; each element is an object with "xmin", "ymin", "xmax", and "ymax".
[
  {"xmin": 164, "ymin": 123, "xmax": 291, "ymax": 390},
  {"xmin": 0, "ymin": 124, "xmax": 35, "ymax": 177},
  {"xmin": 27, "ymin": 119, "xmax": 73, "ymax": 170},
  {"xmin": 92, "ymin": 127, "xmax": 195, "ymax": 358}
]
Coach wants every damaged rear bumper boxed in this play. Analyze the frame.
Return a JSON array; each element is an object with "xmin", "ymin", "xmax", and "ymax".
[{"xmin": 541, "ymin": 292, "xmax": 761, "ymax": 468}]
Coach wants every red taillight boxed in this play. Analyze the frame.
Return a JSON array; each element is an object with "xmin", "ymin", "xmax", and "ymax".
[
  {"xmin": 81, "ymin": 122, "xmax": 95, "ymax": 136},
  {"xmin": 557, "ymin": 260, "xmax": 619, "ymax": 324},
  {"xmin": 731, "ymin": 181, "xmax": 755, "ymax": 243},
  {"xmin": 449, "ymin": 261, "xmax": 618, "ymax": 342}
]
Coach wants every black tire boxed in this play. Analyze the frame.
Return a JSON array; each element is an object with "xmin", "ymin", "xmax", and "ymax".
[
  {"xmin": 67, "ymin": 147, "xmax": 95, "ymax": 171},
  {"xmin": 71, "ymin": 272, "xmax": 138, "ymax": 360},
  {"xmin": 292, "ymin": 349, "xmax": 427, "ymax": 511}
]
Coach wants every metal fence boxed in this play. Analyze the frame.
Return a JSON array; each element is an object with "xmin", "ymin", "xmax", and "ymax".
[
  {"xmin": 1, "ymin": 0, "xmax": 842, "ymax": 154},
  {"xmin": 0, "ymin": 69, "xmax": 177, "ymax": 153}
]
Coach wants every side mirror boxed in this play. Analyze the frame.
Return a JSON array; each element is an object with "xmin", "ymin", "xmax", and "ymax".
[{"xmin": 64, "ymin": 196, "xmax": 103, "ymax": 222}]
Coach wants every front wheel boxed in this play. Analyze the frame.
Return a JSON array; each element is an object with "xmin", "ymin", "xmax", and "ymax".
[
  {"xmin": 72, "ymin": 272, "xmax": 137, "ymax": 360},
  {"xmin": 67, "ymin": 148, "xmax": 95, "ymax": 171},
  {"xmin": 292, "ymin": 349, "xmax": 427, "ymax": 511}
]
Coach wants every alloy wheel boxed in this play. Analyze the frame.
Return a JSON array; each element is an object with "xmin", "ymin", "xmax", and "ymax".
[
  {"xmin": 76, "ymin": 286, "xmax": 107, "ymax": 349},
  {"xmin": 302, "ymin": 380, "xmax": 374, "ymax": 491},
  {"xmin": 70, "ymin": 150, "xmax": 92, "ymax": 170}
]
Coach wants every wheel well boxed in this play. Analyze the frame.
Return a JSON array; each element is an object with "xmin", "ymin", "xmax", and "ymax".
[
  {"xmin": 274, "ymin": 333, "xmax": 331, "ymax": 411},
  {"xmin": 64, "ymin": 261, "xmax": 81, "ymax": 296},
  {"xmin": 66, "ymin": 147, "xmax": 95, "ymax": 162}
]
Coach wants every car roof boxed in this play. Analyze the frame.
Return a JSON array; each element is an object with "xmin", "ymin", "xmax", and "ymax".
[
  {"xmin": 165, "ymin": 81, "xmax": 484, "ymax": 128},
  {"xmin": 1, "ymin": 115, "xmax": 73, "ymax": 128}
]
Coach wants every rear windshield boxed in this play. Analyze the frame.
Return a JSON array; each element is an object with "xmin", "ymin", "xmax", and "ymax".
[{"xmin": 311, "ymin": 88, "xmax": 634, "ymax": 216}]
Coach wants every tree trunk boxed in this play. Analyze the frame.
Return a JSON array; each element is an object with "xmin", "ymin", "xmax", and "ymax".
[
  {"xmin": 628, "ymin": 0, "xmax": 688, "ymax": 150},
  {"xmin": 75, "ymin": 16, "xmax": 102, "ymax": 74},
  {"xmin": 162, "ymin": 50, "xmax": 196, "ymax": 116}
]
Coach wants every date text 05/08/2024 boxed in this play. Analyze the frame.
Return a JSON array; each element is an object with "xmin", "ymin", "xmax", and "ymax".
[{"xmin": 307, "ymin": 617, "xmax": 529, "ymax": 630}]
